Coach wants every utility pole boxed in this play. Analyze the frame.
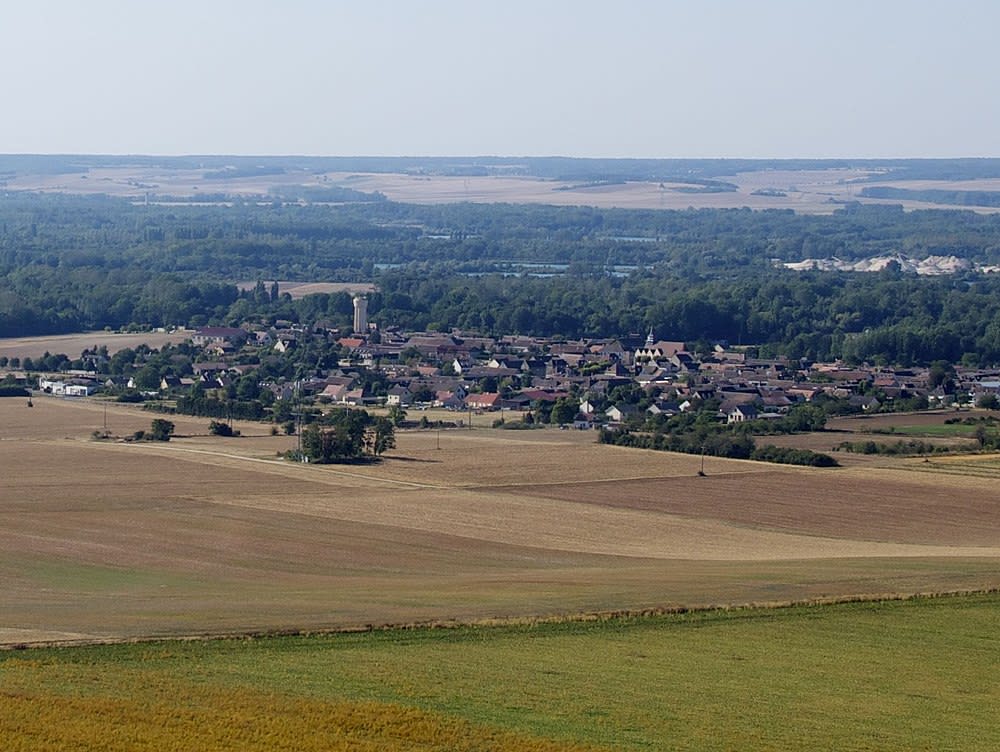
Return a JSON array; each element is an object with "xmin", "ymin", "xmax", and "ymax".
[{"xmin": 295, "ymin": 380, "xmax": 302, "ymax": 458}]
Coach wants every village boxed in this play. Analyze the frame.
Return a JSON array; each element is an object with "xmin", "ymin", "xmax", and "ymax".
[{"xmin": 11, "ymin": 295, "xmax": 1000, "ymax": 429}]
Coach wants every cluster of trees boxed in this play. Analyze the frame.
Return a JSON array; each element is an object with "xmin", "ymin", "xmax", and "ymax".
[
  {"xmin": 298, "ymin": 408, "xmax": 395, "ymax": 463},
  {"xmin": 599, "ymin": 423, "xmax": 756, "ymax": 460},
  {"xmin": 172, "ymin": 394, "xmax": 267, "ymax": 421},
  {"xmin": 836, "ymin": 439, "xmax": 950, "ymax": 456},
  {"xmin": 599, "ymin": 424, "xmax": 837, "ymax": 467}
]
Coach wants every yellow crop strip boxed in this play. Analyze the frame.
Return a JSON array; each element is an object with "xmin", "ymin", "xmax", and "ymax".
[{"xmin": 0, "ymin": 689, "xmax": 598, "ymax": 752}]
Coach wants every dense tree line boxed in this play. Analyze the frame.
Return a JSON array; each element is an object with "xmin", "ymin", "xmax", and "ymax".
[
  {"xmin": 598, "ymin": 419, "xmax": 838, "ymax": 467},
  {"xmin": 9, "ymin": 193, "xmax": 1000, "ymax": 365}
]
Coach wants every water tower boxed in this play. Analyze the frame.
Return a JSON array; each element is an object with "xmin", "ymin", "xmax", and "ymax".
[{"xmin": 353, "ymin": 295, "xmax": 368, "ymax": 334}]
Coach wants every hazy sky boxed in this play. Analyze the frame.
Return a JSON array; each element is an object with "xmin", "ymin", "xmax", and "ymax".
[{"xmin": 4, "ymin": 1, "xmax": 999, "ymax": 158}]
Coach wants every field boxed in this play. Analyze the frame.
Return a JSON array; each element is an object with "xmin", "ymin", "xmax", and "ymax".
[
  {"xmin": 235, "ymin": 281, "xmax": 377, "ymax": 299},
  {"xmin": 2, "ymin": 396, "xmax": 999, "ymax": 647},
  {"xmin": 0, "ymin": 330, "xmax": 191, "ymax": 362},
  {"xmin": 3, "ymin": 397, "xmax": 1000, "ymax": 749},
  {"xmin": 1, "ymin": 594, "xmax": 998, "ymax": 750},
  {"xmin": 9, "ymin": 164, "xmax": 1000, "ymax": 214}
]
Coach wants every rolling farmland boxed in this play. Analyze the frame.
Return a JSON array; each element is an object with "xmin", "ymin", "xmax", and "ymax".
[{"xmin": 2, "ymin": 396, "xmax": 998, "ymax": 646}]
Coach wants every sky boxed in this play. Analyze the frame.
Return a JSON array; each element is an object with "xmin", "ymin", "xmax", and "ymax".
[{"xmin": 3, "ymin": 1, "xmax": 999, "ymax": 159}]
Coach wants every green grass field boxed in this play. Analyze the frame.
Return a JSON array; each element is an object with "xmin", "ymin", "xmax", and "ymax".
[
  {"xmin": 866, "ymin": 423, "xmax": 977, "ymax": 437},
  {"xmin": 2, "ymin": 593, "xmax": 998, "ymax": 751}
]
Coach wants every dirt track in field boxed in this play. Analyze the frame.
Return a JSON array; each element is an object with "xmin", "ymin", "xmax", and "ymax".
[{"xmin": 3, "ymin": 397, "xmax": 999, "ymax": 645}]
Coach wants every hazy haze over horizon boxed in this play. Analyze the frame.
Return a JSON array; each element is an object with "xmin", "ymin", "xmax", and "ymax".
[{"xmin": 4, "ymin": 0, "xmax": 999, "ymax": 159}]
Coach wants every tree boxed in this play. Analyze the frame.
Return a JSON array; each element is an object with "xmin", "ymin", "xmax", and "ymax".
[
  {"xmin": 550, "ymin": 397, "xmax": 580, "ymax": 425},
  {"xmin": 978, "ymin": 393, "xmax": 1000, "ymax": 410},
  {"xmin": 133, "ymin": 365, "xmax": 161, "ymax": 391},
  {"xmin": 208, "ymin": 420, "xmax": 235, "ymax": 436},
  {"xmin": 235, "ymin": 374, "xmax": 260, "ymax": 400},
  {"xmin": 301, "ymin": 421, "xmax": 363, "ymax": 463},
  {"xmin": 366, "ymin": 416, "xmax": 396, "ymax": 456},
  {"xmin": 387, "ymin": 404, "xmax": 407, "ymax": 427},
  {"xmin": 410, "ymin": 386, "xmax": 435, "ymax": 403},
  {"xmin": 928, "ymin": 360, "xmax": 955, "ymax": 392},
  {"xmin": 299, "ymin": 408, "xmax": 393, "ymax": 462},
  {"xmin": 149, "ymin": 418, "xmax": 175, "ymax": 441}
]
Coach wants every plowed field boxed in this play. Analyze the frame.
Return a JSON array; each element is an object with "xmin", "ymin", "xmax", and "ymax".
[{"xmin": 2, "ymin": 396, "xmax": 998, "ymax": 645}]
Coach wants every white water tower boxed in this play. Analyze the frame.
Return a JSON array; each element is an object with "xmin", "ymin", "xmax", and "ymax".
[{"xmin": 353, "ymin": 295, "xmax": 368, "ymax": 333}]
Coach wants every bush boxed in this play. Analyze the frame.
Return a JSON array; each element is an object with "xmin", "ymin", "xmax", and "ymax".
[
  {"xmin": 149, "ymin": 419, "xmax": 175, "ymax": 441},
  {"xmin": 751, "ymin": 444, "xmax": 839, "ymax": 467},
  {"xmin": 208, "ymin": 420, "xmax": 238, "ymax": 437}
]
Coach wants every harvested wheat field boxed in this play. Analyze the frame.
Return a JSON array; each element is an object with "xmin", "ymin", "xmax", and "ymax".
[
  {"xmin": 0, "ymin": 329, "xmax": 192, "ymax": 362},
  {"xmin": 235, "ymin": 280, "xmax": 377, "ymax": 298},
  {"xmin": 2, "ymin": 396, "xmax": 998, "ymax": 646}
]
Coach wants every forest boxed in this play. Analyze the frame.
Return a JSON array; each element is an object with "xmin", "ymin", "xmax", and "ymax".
[{"xmin": 5, "ymin": 189, "xmax": 1000, "ymax": 365}]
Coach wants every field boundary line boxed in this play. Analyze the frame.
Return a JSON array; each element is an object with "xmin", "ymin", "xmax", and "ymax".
[
  {"xmin": 465, "ymin": 468, "xmax": 781, "ymax": 490},
  {"xmin": 3, "ymin": 587, "xmax": 998, "ymax": 651}
]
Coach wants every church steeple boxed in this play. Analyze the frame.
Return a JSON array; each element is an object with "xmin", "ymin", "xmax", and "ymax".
[{"xmin": 645, "ymin": 327, "xmax": 654, "ymax": 347}]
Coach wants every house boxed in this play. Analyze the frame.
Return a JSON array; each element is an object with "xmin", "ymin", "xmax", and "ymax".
[
  {"xmin": 466, "ymin": 392, "xmax": 501, "ymax": 411},
  {"xmin": 337, "ymin": 336, "xmax": 365, "ymax": 351},
  {"xmin": 341, "ymin": 388, "xmax": 366, "ymax": 406},
  {"xmin": 159, "ymin": 375, "xmax": 179, "ymax": 390},
  {"xmin": 191, "ymin": 326, "xmax": 248, "ymax": 347},
  {"xmin": 487, "ymin": 356, "xmax": 527, "ymax": 371},
  {"xmin": 605, "ymin": 403, "xmax": 640, "ymax": 423},
  {"xmin": 273, "ymin": 334, "xmax": 297, "ymax": 353},
  {"xmin": 320, "ymin": 383, "xmax": 349, "ymax": 402},
  {"xmin": 670, "ymin": 352, "xmax": 700, "ymax": 373},
  {"xmin": 647, "ymin": 399, "xmax": 681, "ymax": 417},
  {"xmin": 386, "ymin": 385, "xmax": 412, "ymax": 406},
  {"xmin": 38, "ymin": 377, "xmax": 99, "ymax": 397},
  {"xmin": 635, "ymin": 339, "xmax": 687, "ymax": 363},
  {"xmin": 635, "ymin": 364, "xmax": 669, "ymax": 386},
  {"xmin": 849, "ymin": 394, "xmax": 883, "ymax": 412},
  {"xmin": 434, "ymin": 390, "xmax": 465, "ymax": 410},
  {"xmin": 727, "ymin": 404, "xmax": 759, "ymax": 423}
]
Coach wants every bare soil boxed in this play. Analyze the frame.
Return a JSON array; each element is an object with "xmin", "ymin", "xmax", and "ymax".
[
  {"xmin": 0, "ymin": 330, "xmax": 192, "ymax": 362},
  {"xmin": 2, "ymin": 397, "xmax": 998, "ymax": 645},
  {"xmin": 235, "ymin": 281, "xmax": 377, "ymax": 298}
]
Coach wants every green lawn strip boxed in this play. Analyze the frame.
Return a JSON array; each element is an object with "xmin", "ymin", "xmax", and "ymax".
[
  {"xmin": 871, "ymin": 424, "xmax": 976, "ymax": 437},
  {"xmin": 2, "ymin": 594, "xmax": 998, "ymax": 751}
]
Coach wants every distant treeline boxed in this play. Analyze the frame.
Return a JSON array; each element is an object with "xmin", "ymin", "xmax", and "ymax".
[
  {"xmin": 8, "ymin": 193, "xmax": 1000, "ymax": 365},
  {"xmin": 7, "ymin": 154, "xmax": 1000, "ymax": 182},
  {"xmin": 861, "ymin": 186, "xmax": 1000, "ymax": 208}
]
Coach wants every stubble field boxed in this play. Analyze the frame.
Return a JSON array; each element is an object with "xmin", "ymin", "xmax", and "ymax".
[
  {"xmin": 0, "ymin": 330, "xmax": 192, "ymax": 362},
  {"xmin": 2, "ymin": 396, "xmax": 998, "ymax": 647}
]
